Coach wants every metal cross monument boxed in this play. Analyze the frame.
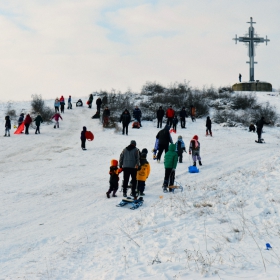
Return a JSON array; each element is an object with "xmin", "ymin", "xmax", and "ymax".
[{"xmin": 233, "ymin": 17, "xmax": 270, "ymax": 82}]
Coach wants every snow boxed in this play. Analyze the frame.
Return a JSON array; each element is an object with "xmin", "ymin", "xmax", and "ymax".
[{"xmin": 1, "ymin": 93, "xmax": 280, "ymax": 279}]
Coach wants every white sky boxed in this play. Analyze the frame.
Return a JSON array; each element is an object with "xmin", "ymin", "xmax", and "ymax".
[{"xmin": 0, "ymin": 0, "xmax": 279, "ymax": 101}]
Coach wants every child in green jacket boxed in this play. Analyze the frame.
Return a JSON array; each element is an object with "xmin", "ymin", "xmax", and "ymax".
[{"xmin": 162, "ymin": 143, "xmax": 178, "ymax": 193}]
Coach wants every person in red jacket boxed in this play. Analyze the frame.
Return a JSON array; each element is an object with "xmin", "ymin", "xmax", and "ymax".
[
  {"xmin": 51, "ymin": 113, "xmax": 63, "ymax": 128},
  {"xmin": 24, "ymin": 114, "xmax": 32, "ymax": 135},
  {"xmin": 166, "ymin": 105, "xmax": 175, "ymax": 126},
  {"xmin": 60, "ymin": 96, "xmax": 65, "ymax": 113}
]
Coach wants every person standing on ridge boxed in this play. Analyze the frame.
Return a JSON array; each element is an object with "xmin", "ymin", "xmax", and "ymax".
[
  {"xmin": 166, "ymin": 105, "xmax": 175, "ymax": 126},
  {"xmin": 156, "ymin": 106, "xmax": 164, "ymax": 128},
  {"xmin": 239, "ymin": 73, "xmax": 242, "ymax": 82}
]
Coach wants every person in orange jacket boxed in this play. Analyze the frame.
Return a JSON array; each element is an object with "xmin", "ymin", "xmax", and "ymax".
[
  {"xmin": 136, "ymin": 149, "xmax": 150, "ymax": 196},
  {"xmin": 106, "ymin": 159, "xmax": 123, "ymax": 198},
  {"xmin": 166, "ymin": 105, "xmax": 175, "ymax": 126}
]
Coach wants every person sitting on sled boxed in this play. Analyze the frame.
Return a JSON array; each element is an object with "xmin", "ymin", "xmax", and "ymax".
[
  {"xmin": 162, "ymin": 143, "xmax": 178, "ymax": 193},
  {"xmin": 106, "ymin": 159, "xmax": 123, "ymax": 198},
  {"xmin": 189, "ymin": 135, "xmax": 202, "ymax": 166},
  {"xmin": 136, "ymin": 149, "xmax": 150, "ymax": 196}
]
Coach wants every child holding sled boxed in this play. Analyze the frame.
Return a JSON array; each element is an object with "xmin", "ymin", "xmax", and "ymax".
[
  {"xmin": 189, "ymin": 135, "xmax": 202, "ymax": 166},
  {"xmin": 51, "ymin": 112, "xmax": 63, "ymax": 128},
  {"xmin": 175, "ymin": 135, "xmax": 186, "ymax": 163},
  {"xmin": 80, "ymin": 126, "xmax": 87, "ymax": 150},
  {"xmin": 106, "ymin": 160, "xmax": 123, "ymax": 198},
  {"xmin": 162, "ymin": 143, "xmax": 178, "ymax": 193},
  {"xmin": 136, "ymin": 149, "xmax": 150, "ymax": 196}
]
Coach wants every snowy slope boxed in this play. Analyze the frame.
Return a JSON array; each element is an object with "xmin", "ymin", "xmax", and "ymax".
[{"xmin": 0, "ymin": 94, "xmax": 280, "ymax": 279}]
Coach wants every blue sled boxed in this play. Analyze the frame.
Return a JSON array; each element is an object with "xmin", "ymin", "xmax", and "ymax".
[{"xmin": 188, "ymin": 166, "xmax": 199, "ymax": 173}]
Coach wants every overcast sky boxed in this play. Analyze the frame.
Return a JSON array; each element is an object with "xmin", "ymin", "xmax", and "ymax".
[{"xmin": 0, "ymin": 0, "xmax": 279, "ymax": 101}]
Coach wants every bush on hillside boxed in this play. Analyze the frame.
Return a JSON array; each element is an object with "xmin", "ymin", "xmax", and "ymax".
[
  {"xmin": 251, "ymin": 102, "xmax": 278, "ymax": 125},
  {"xmin": 141, "ymin": 82, "xmax": 165, "ymax": 95},
  {"xmin": 31, "ymin": 94, "xmax": 54, "ymax": 122},
  {"xmin": 5, "ymin": 102, "xmax": 17, "ymax": 120},
  {"xmin": 231, "ymin": 93, "xmax": 257, "ymax": 110}
]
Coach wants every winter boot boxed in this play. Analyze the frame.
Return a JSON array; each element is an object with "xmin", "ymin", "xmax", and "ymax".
[
  {"xmin": 54, "ymin": 125, "xmax": 56, "ymax": 129},
  {"xmin": 106, "ymin": 192, "xmax": 110, "ymax": 198},
  {"xmin": 206, "ymin": 131, "xmax": 208, "ymax": 136},
  {"xmin": 199, "ymin": 161, "xmax": 202, "ymax": 166},
  {"xmin": 210, "ymin": 131, "xmax": 212, "ymax": 137},
  {"xmin": 139, "ymin": 192, "xmax": 145, "ymax": 196},
  {"xmin": 193, "ymin": 162, "xmax": 196, "ymax": 166},
  {"xmin": 123, "ymin": 192, "xmax": 127, "ymax": 198},
  {"xmin": 112, "ymin": 190, "xmax": 117, "ymax": 197}
]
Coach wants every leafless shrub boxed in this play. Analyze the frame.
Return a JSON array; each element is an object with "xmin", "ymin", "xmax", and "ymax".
[{"xmin": 31, "ymin": 94, "xmax": 54, "ymax": 122}]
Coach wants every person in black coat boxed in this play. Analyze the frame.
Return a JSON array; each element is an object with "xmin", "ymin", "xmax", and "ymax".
[
  {"xmin": 120, "ymin": 109, "xmax": 131, "ymax": 135},
  {"xmin": 96, "ymin": 97, "xmax": 102, "ymax": 112},
  {"xmin": 156, "ymin": 106, "xmax": 164, "ymax": 128},
  {"xmin": 133, "ymin": 106, "xmax": 142, "ymax": 127},
  {"xmin": 206, "ymin": 116, "xmax": 212, "ymax": 136},
  {"xmin": 18, "ymin": 113, "xmax": 24, "ymax": 127},
  {"xmin": 156, "ymin": 125, "xmax": 173, "ymax": 162},
  {"xmin": 4, "ymin": 116, "xmax": 11, "ymax": 137},
  {"xmin": 179, "ymin": 107, "xmax": 187, "ymax": 128},
  {"xmin": 103, "ymin": 106, "xmax": 110, "ymax": 127},
  {"xmin": 34, "ymin": 114, "xmax": 43, "ymax": 134},
  {"xmin": 172, "ymin": 116, "xmax": 179, "ymax": 132},
  {"xmin": 80, "ymin": 126, "xmax": 87, "ymax": 150},
  {"xmin": 256, "ymin": 117, "xmax": 270, "ymax": 143}
]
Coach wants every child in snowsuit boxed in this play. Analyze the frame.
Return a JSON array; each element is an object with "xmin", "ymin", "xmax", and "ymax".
[
  {"xmin": 189, "ymin": 135, "xmax": 202, "ymax": 166},
  {"xmin": 190, "ymin": 105, "xmax": 196, "ymax": 122},
  {"xmin": 80, "ymin": 126, "xmax": 87, "ymax": 150},
  {"xmin": 60, "ymin": 96, "xmax": 65, "ymax": 113},
  {"xmin": 106, "ymin": 159, "xmax": 123, "ymax": 198},
  {"xmin": 34, "ymin": 114, "xmax": 43, "ymax": 134},
  {"xmin": 172, "ymin": 115, "xmax": 179, "ymax": 132},
  {"xmin": 162, "ymin": 143, "xmax": 178, "ymax": 192},
  {"xmin": 206, "ymin": 116, "xmax": 212, "ymax": 136},
  {"xmin": 52, "ymin": 113, "xmax": 63, "ymax": 128},
  {"xmin": 4, "ymin": 116, "xmax": 11, "ymax": 137},
  {"xmin": 175, "ymin": 135, "xmax": 186, "ymax": 163},
  {"xmin": 136, "ymin": 149, "xmax": 150, "ymax": 196}
]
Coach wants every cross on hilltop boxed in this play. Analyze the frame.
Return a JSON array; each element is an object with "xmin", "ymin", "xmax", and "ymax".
[{"xmin": 233, "ymin": 17, "xmax": 270, "ymax": 82}]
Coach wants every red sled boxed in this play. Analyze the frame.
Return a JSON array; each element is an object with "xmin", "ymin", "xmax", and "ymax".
[
  {"xmin": 132, "ymin": 121, "xmax": 140, "ymax": 129},
  {"xmin": 169, "ymin": 129, "xmax": 176, "ymax": 134},
  {"xmin": 85, "ymin": 131, "xmax": 94, "ymax": 141},
  {"xmin": 86, "ymin": 100, "xmax": 89, "ymax": 105},
  {"xmin": 14, "ymin": 123, "xmax": 25, "ymax": 134}
]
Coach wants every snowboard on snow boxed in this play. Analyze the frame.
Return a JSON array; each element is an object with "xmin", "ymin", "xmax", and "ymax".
[{"xmin": 116, "ymin": 197, "xmax": 144, "ymax": 210}]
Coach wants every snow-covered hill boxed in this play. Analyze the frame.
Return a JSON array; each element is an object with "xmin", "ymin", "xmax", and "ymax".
[{"xmin": 1, "ymin": 93, "xmax": 280, "ymax": 279}]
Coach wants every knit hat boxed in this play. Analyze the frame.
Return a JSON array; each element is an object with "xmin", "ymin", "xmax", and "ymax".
[
  {"xmin": 178, "ymin": 135, "xmax": 182, "ymax": 140},
  {"xmin": 111, "ymin": 159, "xmax": 118, "ymax": 167},
  {"xmin": 193, "ymin": 135, "xmax": 198, "ymax": 140},
  {"xmin": 141, "ymin": 148, "xmax": 148, "ymax": 154},
  {"xmin": 130, "ymin": 140, "xmax": 136, "ymax": 146}
]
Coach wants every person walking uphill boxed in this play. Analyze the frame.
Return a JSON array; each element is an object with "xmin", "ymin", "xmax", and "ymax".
[
  {"xmin": 24, "ymin": 114, "xmax": 32, "ymax": 135},
  {"xmin": 52, "ymin": 112, "xmax": 63, "ymax": 128},
  {"xmin": 162, "ymin": 143, "xmax": 178, "ymax": 193},
  {"xmin": 166, "ymin": 106, "xmax": 175, "ymax": 126},
  {"xmin": 4, "ymin": 116, "xmax": 11, "ymax": 137},
  {"xmin": 179, "ymin": 107, "xmax": 187, "ymax": 128},
  {"xmin": 80, "ymin": 126, "xmax": 87, "ymax": 150},
  {"xmin": 206, "ymin": 116, "xmax": 212, "ymax": 136},
  {"xmin": 133, "ymin": 106, "xmax": 142, "ymax": 127},
  {"xmin": 256, "ymin": 116, "xmax": 270, "ymax": 143},
  {"xmin": 189, "ymin": 135, "xmax": 202, "ymax": 166},
  {"xmin": 34, "ymin": 114, "xmax": 43, "ymax": 134},
  {"xmin": 119, "ymin": 140, "xmax": 140, "ymax": 198},
  {"xmin": 156, "ymin": 106, "xmax": 164, "ymax": 128},
  {"xmin": 120, "ymin": 109, "xmax": 131, "ymax": 135},
  {"xmin": 156, "ymin": 124, "xmax": 173, "ymax": 162}
]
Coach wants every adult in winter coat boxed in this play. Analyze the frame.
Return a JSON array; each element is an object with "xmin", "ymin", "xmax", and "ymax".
[
  {"xmin": 52, "ymin": 113, "xmax": 63, "ymax": 128},
  {"xmin": 119, "ymin": 109, "xmax": 131, "ymax": 135},
  {"xmin": 179, "ymin": 107, "xmax": 187, "ymax": 128},
  {"xmin": 80, "ymin": 126, "xmax": 87, "ymax": 150},
  {"xmin": 54, "ymin": 98, "xmax": 60, "ymax": 113},
  {"xmin": 136, "ymin": 149, "xmax": 150, "ymax": 196},
  {"xmin": 18, "ymin": 113, "xmax": 24, "ymax": 127},
  {"xmin": 189, "ymin": 135, "xmax": 202, "ymax": 166},
  {"xmin": 166, "ymin": 106, "xmax": 175, "ymax": 126},
  {"xmin": 162, "ymin": 143, "xmax": 178, "ymax": 192},
  {"xmin": 156, "ymin": 106, "xmax": 165, "ymax": 128},
  {"xmin": 256, "ymin": 117, "xmax": 270, "ymax": 143},
  {"xmin": 133, "ymin": 106, "xmax": 142, "ymax": 127},
  {"xmin": 190, "ymin": 105, "xmax": 196, "ymax": 122},
  {"xmin": 60, "ymin": 96, "xmax": 65, "ymax": 113},
  {"xmin": 24, "ymin": 114, "xmax": 32, "ymax": 135},
  {"xmin": 88, "ymin": 94, "xmax": 93, "ymax": 108},
  {"xmin": 34, "ymin": 115, "xmax": 43, "ymax": 134},
  {"xmin": 206, "ymin": 116, "xmax": 212, "ymax": 136},
  {"xmin": 4, "ymin": 116, "xmax": 11, "ymax": 137},
  {"xmin": 103, "ymin": 106, "xmax": 110, "ymax": 127},
  {"xmin": 96, "ymin": 97, "xmax": 102, "ymax": 112},
  {"xmin": 119, "ymin": 140, "xmax": 140, "ymax": 198},
  {"xmin": 156, "ymin": 124, "xmax": 173, "ymax": 162},
  {"xmin": 175, "ymin": 135, "xmax": 186, "ymax": 163},
  {"xmin": 67, "ymin": 95, "xmax": 72, "ymax": 109}
]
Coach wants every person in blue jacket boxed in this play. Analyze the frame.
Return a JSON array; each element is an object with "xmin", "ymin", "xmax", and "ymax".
[{"xmin": 175, "ymin": 135, "xmax": 186, "ymax": 163}]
